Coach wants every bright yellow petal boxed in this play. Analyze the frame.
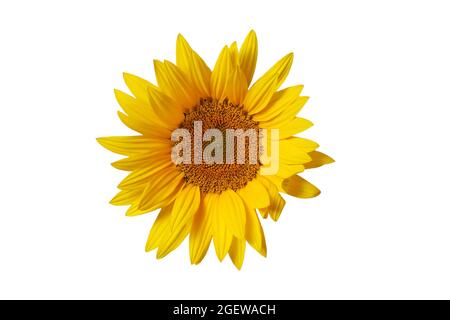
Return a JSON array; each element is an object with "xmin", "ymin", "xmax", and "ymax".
[
  {"xmin": 190, "ymin": 195, "xmax": 214, "ymax": 264},
  {"xmin": 277, "ymin": 118, "xmax": 313, "ymax": 139},
  {"xmin": 304, "ymin": 151, "xmax": 335, "ymax": 169},
  {"xmin": 237, "ymin": 177, "xmax": 270, "ymax": 209},
  {"xmin": 242, "ymin": 73, "xmax": 277, "ymax": 115},
  {"xmin": 259, "ymin": 177, "xmax": 286, "ymax": 221},
  {"xmin": 282, "ymin": 175, "xmax": 321, "ymax": 198},
  {"xmin": 210, "ymin": 46, "xmax": 232, "ymax": 101},
  {"xmin": 145, "ymin": 204, "xmax": 173, "ymax": 252},
  {"xmin": 170, "ymin": 184, "xmax": 201, "ymax": 232},
  {"xmin": 176, "ymin": 34, "xmax": 211, "ymax": 97},
  {"xmin": 226, "ymin": 67, "xmax": 248, "ymax": 105},
  {"xmin": 154, "ymin": 60, "xmax": 199, "ymax": 109},
  {"xmin": 111, "ymin": 150, "xmax": 170, "ymax": 171},
  {"xmin": 210, "ymin": 193, "xmax": 232, "ymax": 261},
  {"xmin": 147, "ymin": 86, "xmax": 184, "ymax": 127},
  {"xmin": 245, "ymin": 204, "xmax": 267, "ymax": 257},
  {"xmin": 252, "ymin": 85, "xmax": 303, "ymax": 121},
  {"xmin": 258, "ymin": 96, "xmax": 309, "ymax": 128},
  {"xmin": 277, "ymin": 163, "xmax": 305, "ymax": 178},
  {"xmin": 118, "ymin": 157, "xmax": 172, "ymax": 190},
  {"xmin": 259, "ymin": 52, "xmax": 294, "ymax": 90},
  {"xmin": 110, "ymin": 189, "xmax": 142, "ymax": 206},
  {"xmin": 219, "ymin": 189, "xmax": 246, "ymax": 239},
  {"xmin": 122, "ymin": 73, "xmax": 157, "ymax": 103},
  {"xmin": 157, "ymin": 220, "xmax": 192, "ymax": 259},
  {"xmin": 117, "ymin": 111, "xmax": 167, "ymax": 138},
  {"xmin": 229, "ymin": 238, "xmax": 246, "ymax": 270},
  {"xmin": 213, "ymin": 211, "xmax": 233, "ymax": 261},
  {"xmin": 138, "ymin": 169, "xmax": 185, "ymax": 212},
  {"xmin": 97, "ymin": 136, "xmax": 169, "ymax": 156},
  {"xmin": 229, "ymin": 41, "xmax": 239, "ymax": 68},
  {"xmin": 282, "ymin": 137, "xmax": 318, "ymax": 152},
  {"xmin": 239, "ymin": 30, "xmax": 257, "ymax": 85}
]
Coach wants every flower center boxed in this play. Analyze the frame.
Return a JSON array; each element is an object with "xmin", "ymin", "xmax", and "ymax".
[{"xmin": 179, "ymin": 98, "xmax": 261, "ymax": 194}]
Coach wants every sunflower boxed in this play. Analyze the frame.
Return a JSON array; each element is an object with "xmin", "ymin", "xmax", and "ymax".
[{"xmin": 97, "ymin": 31, "xmax": 333, "ymax": 269}]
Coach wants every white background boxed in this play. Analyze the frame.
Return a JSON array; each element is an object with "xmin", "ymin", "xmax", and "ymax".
[{"xmin": 1, "ymin": 0, "xmax": 449, "ymax": 299}]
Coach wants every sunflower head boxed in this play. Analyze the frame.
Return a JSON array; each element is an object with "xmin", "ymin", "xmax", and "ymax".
[{"xmin": 97, "ymin": 31, "xmax": 334, "ymax": 269}]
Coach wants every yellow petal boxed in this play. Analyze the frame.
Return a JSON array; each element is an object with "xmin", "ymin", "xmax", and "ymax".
[
  {"xmin": 243, "ymin": 73, "xmax": 277, "ymax": 114},
  {"xmin": 282, "ymin": 175, "xmax": 321, "ymax": 198},
  {"xmin": 280, "ymin": 137, "xmax": 319, "ymax": 154},
  {"xmin": 114, "ymin": 89, "xmax": 153, "ymax": 124},
  {"xmin": 116, "ymin": 111, "xmax": 152, "ymax": 136},
  {"xmin": 229, "ymin": 41, "xmax": 239, "ymax": 68},
  {"xmin": 190, "ymin": 195, "xmax": 214, "ymax": 264},
  {"xmin": 171, "ymin": 184, "xmax": 201, "ymax": 232},
  {"xmin": 259, "ymin": 177, "xmax": 286, "ymax": 221},
  {"xmin": 97, "ymin": 136, "xmax": 168, "ymax": 156},
  {"xmin": 237, "ymin": 177, "xmax": 270, "ymax": 209},
  {"xmin": 138, "ymin": 169, "xmax": 185, "ymax": 211},
  {"xmin": 210, "ymin": 46, "xmax": 232, "ymax": 101},
  {"xmin": 147, "ymin": 86, "xmax": 184, "ymax": 126},
  {"xmin": 226, "ymin": 67, "xmax": 248, "ymax": 105},
  {"xmin": 304, "ymin": 151, "xmax": 335, "ymax": 169},
  {"xmin": 157, "ymin": 220, "xmax": 192, "ymax": 259},
  {"xmin": 277, "ymin": 118, "xmax": 313, "ymax": 139},
  {"xmin": 239, "ymin": 30, "xmax": 258, "ymax": 85},
  {"xmin": 229, "ymin": 238, "xmax": 246, "ymax": 270},
  {"xmin": 213, "ymin": 212, "xmax": 233, "ymax": 261},
  {"xmin": 154, "ymin": 60, "xmax": 199, "ymax": 109},
  {"xmin": 122, "ymin": 73, "xmax": 157, "ymax": 102},
  {"xmin": 245, "ymin": 204, "xmax": 267, "ymax": 257},
  {"xmin": 259, "ymin": 52, "xmax": 294, "ymax": 90},
  {"xmin": 259, "ymin": 96, "xmax": 309, "ymax": 128},
  {"xmin": 111, "ymin": 150, "xmax": 170, "ymax": 171},
  {"xmin": 278, "ymin": 139, "xmax": 313, "ymax": 165},
  {"xmin": 219, "ymin": 189, "xmax": 246, "ymax": 239},
  {"xmin": 252, "ymin": 85, "xmax": 303, "ymax": 121},
  {"xmin": 110, "ymin": 189, "xmax": 142, "ymax": 206},
  {"xmin": 145, "ymin": 204, "xmax": 173, "ymax": 252},
  {"xmin": 118, "ymin": 157, "xmax": 172, "ymax": 189},
  {"xmin": 176, "ymin": 34, "xmax": 211, "ymax": 97},
  {"xmin": 277, "ymin": 163, "xmax": 305, "ymax": 178}
]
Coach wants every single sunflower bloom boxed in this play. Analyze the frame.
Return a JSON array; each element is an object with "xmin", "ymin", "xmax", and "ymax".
[{"xmin": 97, "ymin": 31, "xmax": 334, "ymax": 269}]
